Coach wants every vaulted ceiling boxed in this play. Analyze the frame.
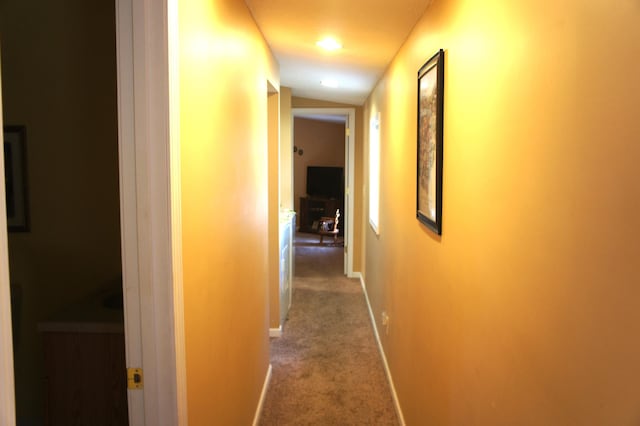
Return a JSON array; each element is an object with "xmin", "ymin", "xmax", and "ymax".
[{"xmin": 245, "ymin": 0, "xmax": 433, "ymax": 105}]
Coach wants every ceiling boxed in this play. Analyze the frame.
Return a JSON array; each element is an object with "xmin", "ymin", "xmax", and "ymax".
[{"xmin": 244, "ymin": 0, "xmax": 433, "ymax": 105}]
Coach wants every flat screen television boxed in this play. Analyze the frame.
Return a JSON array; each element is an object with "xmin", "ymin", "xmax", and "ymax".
[{"xmin": 306, "ymin": 166, "xmax": 344, "ymax": 200}]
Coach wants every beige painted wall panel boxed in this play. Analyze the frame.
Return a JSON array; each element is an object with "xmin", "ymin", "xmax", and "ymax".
[
  {"xmin": 178, "ymin": 0, "xmax": 277, "ymax": 423},
  {"xmin": 364, "ymin": 0, "xmax": 640, "ymax": 424},
  {"xmin": 351, "ymin": 105, "xmax": 365, "ymax": 273},
  {"xmin": 293, "ymin": 117, "xmax": 345, "ymax": 217},
  {"xmin": 280, "ymin": 87, "xmax": 293, "ymax": 210},
  {"xmin": 292, "ymin": 97, "xmax": 357, "ymax": 109},
  {"xmin": 268, "ymin": 91, "xmax": 280, "ymax": 329}
]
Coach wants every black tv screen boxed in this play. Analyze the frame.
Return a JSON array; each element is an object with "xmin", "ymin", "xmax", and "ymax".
[{"xmin": 306, "ymin": 166, "xmax": 343, "ymax": 199}]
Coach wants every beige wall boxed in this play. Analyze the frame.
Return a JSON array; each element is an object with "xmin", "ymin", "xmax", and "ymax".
[
  {"xmin": 364, "ymin": 0, "xmax": 640, "ymax": 424},
  {"xmin": 293, "ymin": 117, "xmax": 345, "ymax": 217},
  {"xmin": 280, "ymin": 87, "xmax": 293, "ymax": 210},
  {"xmin": 292, "ymin": 97, "xmax": 358, "ymax": 110},
  {"xmin": 178, "ymin": 0, "xmax": 278, "ymax": 423},
  {"xmin": 0, "ymin": 0, "xmax": 121, "ymax": 422},
  {"xmin": 352, "ymin": 104, "xmax": 364, "ymax": 274},
  {"xmin": 268, "ymin": 90, "xmax": 280, "ymax": 329}
]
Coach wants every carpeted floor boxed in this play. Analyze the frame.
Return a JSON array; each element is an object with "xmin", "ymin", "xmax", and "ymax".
[{"xmin": 259, "ymin": 233, "xmax": 399, "ymax": 426}]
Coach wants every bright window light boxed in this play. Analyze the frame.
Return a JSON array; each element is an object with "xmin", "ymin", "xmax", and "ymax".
[{"xmin": 369, "ymin": 112, "xmax": 380, "ymax": 234}]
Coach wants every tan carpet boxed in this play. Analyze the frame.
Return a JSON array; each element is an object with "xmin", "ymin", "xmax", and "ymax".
[{"xmin": 259, "ymin": 233, "xmax": 399, "ymax": 426}]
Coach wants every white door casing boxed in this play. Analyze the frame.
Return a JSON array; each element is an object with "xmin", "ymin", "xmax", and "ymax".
[
  {"xmin": 292, "ymin": 108, "xmax": 356, "ymax": 277},
  {"xmin": 116, "ymin": 0, "xmax": 187, "ymax": 424},
  {"xmin": 0, "ymin": 49, "xmax": 18, "ymax": 426},
  {"xmin": 344, "ymin": 113, "xmax": 351, "ymax": 276}
]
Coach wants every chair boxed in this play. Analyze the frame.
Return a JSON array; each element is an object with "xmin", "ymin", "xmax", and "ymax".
[{"xmin": 318, "ymin": 209, "xmax": 340, "ymax": 244}]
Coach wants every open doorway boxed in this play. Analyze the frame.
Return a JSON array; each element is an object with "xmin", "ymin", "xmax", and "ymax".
[
  {"xmin": 292, "ymin": 108, "xmax": 356, "ymax": 277},
  {"xmin": 1, "ymin": 0, "xmax": 128, "ymax": 423}
]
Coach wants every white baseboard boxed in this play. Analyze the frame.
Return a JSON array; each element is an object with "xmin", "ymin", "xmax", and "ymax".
[
  {"xmin": 348, "ymin": 271, "xmax": 362, "ymax": 280},
  {"xmin": 269, "ymin": 326, "xmax": 282, "ymax": 337},
  {"xmin": 360, "ymin": 275, "xmax": 406, "ymax": 426},
  {"xmin": 252, "ymin": 363, "xmax": 272, "ymax": 426}
]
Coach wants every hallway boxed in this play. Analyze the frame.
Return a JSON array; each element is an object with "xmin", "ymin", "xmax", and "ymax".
[{"xmin": 260, "ymin": 233, "xmax": 398, "ymax": 425}]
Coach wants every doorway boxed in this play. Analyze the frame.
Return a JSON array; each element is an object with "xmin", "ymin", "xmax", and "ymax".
[
  {"xmin": 292, "ymin": 108, "xmax": 356, "ymax": 276},
  {"xmin": 0, "ymin": 0, "xmax": 127, "ymax": 423}
]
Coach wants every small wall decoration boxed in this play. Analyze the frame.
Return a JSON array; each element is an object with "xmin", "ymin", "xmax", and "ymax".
[
  {"xmin": 416, "ymin": 49, "xmax": 444, "ymax": 235},
  {"xmin": 3, "ymin": 126, "xmax": 30, "ymax": 232}
]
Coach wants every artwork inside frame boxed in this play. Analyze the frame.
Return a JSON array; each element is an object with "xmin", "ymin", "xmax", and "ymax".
[
  {"xmin": 3, "ymin": 126, "xmax": 30, "ymax": 232},
  {"xmin": 416, "ymin": 49, "xmax": 444, "ymax": 235}
]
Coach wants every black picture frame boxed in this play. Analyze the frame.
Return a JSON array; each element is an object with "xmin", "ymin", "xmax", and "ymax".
[
  {"xmin": 3, "ymin": 126, "xmax": 30, "ymax": 232},
  {"xmin": 416, "ymin": 49, "xmax": 444, "ymax": 235}
]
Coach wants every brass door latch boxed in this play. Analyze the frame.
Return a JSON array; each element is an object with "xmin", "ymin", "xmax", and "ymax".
[{"xmin": 127, "ymin": 368, "xmax": 143, "ymax": 389}]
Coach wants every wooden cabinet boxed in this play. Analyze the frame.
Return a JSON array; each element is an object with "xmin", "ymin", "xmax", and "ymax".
[
  {"xmin": 42, "ymin": 330, "xmax": 128, "ymax": 425},
  {"xmin": 39, "ymin": 286, "xmax": 128, "ymax": 426},
  {"xmin": 299, "ymin": 197, "xmax": 343, "ymax": 234}
]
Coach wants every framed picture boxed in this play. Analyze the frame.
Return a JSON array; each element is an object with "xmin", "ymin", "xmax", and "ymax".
[
  {"xmin": 3, "ymin": 126, "xmax": 30, "ymax": 232},
  {"xmin": 416, "ymin": 49, "xmax": 444, "ymax": 235}
]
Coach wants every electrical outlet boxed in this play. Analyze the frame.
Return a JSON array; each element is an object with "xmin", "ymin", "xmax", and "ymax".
[{"xmin": 381, "ymin": 311, "xmax": 390, "ymax": 335}]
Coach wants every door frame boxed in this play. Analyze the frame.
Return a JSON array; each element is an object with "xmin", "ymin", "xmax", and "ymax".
[
  {"xmin": 116, "ymin": 0, "xmax": 187, "ymax": 424},
  {"xmin": 0, "ymin": 51, "xmax": 17, "ymax": 426},
  {"xmin": 292, "ymin": 108, "xmax": 356, "ymax": 277},
  {"xmin": 0, "ymin": 1, "xmax": 187, "ymax": 423}
]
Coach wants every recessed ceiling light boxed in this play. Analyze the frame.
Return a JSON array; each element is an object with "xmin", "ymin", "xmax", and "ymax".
[
  {"xmin": 316, "ymin": 37, "xmax": 342, "ymax": 51},
  {"xmin": 320, "ymin": 79, "xmax": 339, "ymax": 88}
]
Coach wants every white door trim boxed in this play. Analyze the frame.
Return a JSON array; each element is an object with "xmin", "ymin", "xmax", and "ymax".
[
  {"xmin": 0, "ymin": 56, "xmax": 17, "ymax": 426},
  {"xmin": 292, "ymin": 108, "xmax": 356, "ymax": 277},
  {"xmin": 116, "ymin": 0, "xmax": 187, "ymax": 424}
]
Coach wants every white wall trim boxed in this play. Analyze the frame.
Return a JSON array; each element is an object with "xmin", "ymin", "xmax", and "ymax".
[
  {"xmin": 115, "ymin": 0, "xmax": 145, "ymax": 423},
  {"xmin": 345, "ymin": 109, "xmax": 356, "ymax": 277},
  {"xmin": 269, "ymin": 326, "xmax": 283, "ymax": 338},
  {"xmin": 252, "ymin": 364, "xmax": 273, "ymax": 426},
  {"xmin": 0, "ymin": 62, "xmax": 17, "ymax": 426},
  {"xmin": 116, "ymin": 0, "xmax": 186, "ymax": 424},
  {"xmin": 167, "ymin": 0, "xmax": 188, "ymax": 422},
  {"xmin": 360, "ymin": 275, "xmax": 406, "ymax": 426}
]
